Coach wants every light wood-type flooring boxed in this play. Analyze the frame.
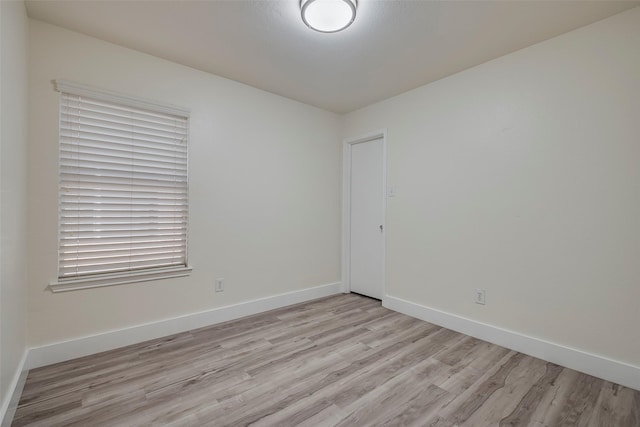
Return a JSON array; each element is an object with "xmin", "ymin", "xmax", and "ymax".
[{"xmin": 13, "ymin": 294, "xmax": 640, "ymax": 426}]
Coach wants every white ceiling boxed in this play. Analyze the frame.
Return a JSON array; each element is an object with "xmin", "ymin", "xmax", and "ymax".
[{"xmin": 25, "ymin": 0, "xmax": 639, "ymax": 114}]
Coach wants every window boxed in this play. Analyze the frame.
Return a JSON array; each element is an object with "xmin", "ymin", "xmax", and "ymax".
[{"xmin": 51, "ymin": 81, "xmax": 191, "ymax": 292}]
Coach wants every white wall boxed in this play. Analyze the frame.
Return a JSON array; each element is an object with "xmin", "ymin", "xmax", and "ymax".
[
  {"xmin": 343, "ymin": 7, "xmax": 640, "ymax": 367},
  {"xmin": 28, "ymin": 20, "xmax": 342, "ymax": 347},
  {"xmin": 1, "ymin": 0, "xmax": 29, "ymax": 418}
]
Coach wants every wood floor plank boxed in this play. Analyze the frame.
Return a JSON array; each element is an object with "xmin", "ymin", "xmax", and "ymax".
[
  {"xmin": 527, "ymin": 367, "xmax": 582, "ymax": 426},
  {"xmin": 499, "ymin": 362, "xmax": 564, "ymax": 426},
  {"xmin": 12, "ymin": 294, "xmax": 640, "ymax": 427},
  {"xmin": 441, "ymin": 352, "xmax": 527, "ymax": 424},
  {"xmin": 336, "ymin": 358, "xmax": 454, "ymax": 427},
  {"xmin": 588, "ymin": 382, "xmax": 639, "ymax": 427},
  {"xmin": 548, "ymin": 373, "xmax": 604, "ymax": 426},
  {"xmin": 460, "ymin": 356, "xmax": 549, "ymax": 426}
]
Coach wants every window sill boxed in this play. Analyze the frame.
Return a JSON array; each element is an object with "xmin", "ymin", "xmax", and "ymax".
[{"xmin": 49, "ymin": 265, "xmax": 193, "ymax": 293}]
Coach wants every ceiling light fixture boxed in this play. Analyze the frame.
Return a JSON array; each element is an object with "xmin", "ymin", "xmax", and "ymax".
[{"xmin": 301, "ymin": 0, "xmax": 357, "ymax": 33}]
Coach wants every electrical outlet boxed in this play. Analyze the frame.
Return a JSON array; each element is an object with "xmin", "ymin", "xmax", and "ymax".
[
  {"xmin": 475, "ymin": 289, "xmax": 486, "ymax": 305},
  {"xmin": 215, "ymin": 278, "xmax": 225, "ymax": 292}
]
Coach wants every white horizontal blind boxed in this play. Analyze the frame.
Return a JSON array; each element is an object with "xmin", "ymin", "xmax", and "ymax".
[{"xmin": 58, "ymin": 92, "xmax": 189, "ymax": 280}]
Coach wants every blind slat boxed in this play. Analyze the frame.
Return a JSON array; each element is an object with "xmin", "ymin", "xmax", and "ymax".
[
  {"xmin": 60, "ymin": 121, "xmax": 188, "ymax": 145},
  {"xmin": 59, "ymin": 259, "xmax": 186, "ymax": 277},
  {"xmin": 60, "ymin": 248, "xmax": 186, "ymax": 264},
  {"xmin": 60, "ymin": 263, "xmax": 184, "ymax": 277},
  {"xmin": 60, "ymin": 159, "xmax": 187, "ymax": 175},
  {"xmin": 60, "ymin": 230, "xmax": 186, "ymax": 242},
  {"xmin": 61, "ymin": 137, "xmax": 187, "ymax": 157},
  {"xmin": 60, "ymin": 239, "xmax": 186, "ymax": 251},
  {"xmin": 60, "ymin": 166, "xmax": 187, "ymax": 182},
  {"xmin": 61, "ymin": 135, "xmax": 187, "ymax": 155},
  {"xmin": 62, "ymin": 97, "xmax": 188, "ymax": 127},
  {"xmin": 60, "ymin": 143, "xmax": 187, "ymax": 163},
  {"xmin": 61, "ymin": 183, "xmax": 187, "ymax": 194},
  {"xmin": 60, "ymin": 110, "xmax": 187, "ymax": 134}
]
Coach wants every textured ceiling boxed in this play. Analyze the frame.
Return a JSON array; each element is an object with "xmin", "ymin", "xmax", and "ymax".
[{"xmin": 25, "ymin": 0, "xmax": 639, "ymax": 113}]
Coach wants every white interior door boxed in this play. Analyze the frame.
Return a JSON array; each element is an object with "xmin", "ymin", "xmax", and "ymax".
[{"xmin": 349, "ymin": 137, "xmax": 384, "ymax": 299}]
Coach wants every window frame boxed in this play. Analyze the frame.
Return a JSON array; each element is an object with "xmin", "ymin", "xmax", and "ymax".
[{"xmin": 49, "ymin": 80, "xmax": 192, "ymax": 293}]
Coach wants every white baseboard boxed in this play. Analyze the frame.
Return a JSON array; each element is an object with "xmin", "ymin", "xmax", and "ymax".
[
  {"xmin": 383, "ymin": 295, "xmax": 640, "ymax": 392},
  {"xmin": 1, "ymin": 350, "xmax": 28, "ymax": 427},
  {"xmin": 28, "ymin": 282, "xmax": 341, "ymax": 370}
]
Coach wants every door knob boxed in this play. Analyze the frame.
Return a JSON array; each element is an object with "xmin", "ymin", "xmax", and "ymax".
[{"xmin": 379, "ymin": 225, "xmax": 383, "ymax": 232}]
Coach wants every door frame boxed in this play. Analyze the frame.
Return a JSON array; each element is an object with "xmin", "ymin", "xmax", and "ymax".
[{"xmin": 342, "ymin": 129, "xmax": 387, "ymax": 296}]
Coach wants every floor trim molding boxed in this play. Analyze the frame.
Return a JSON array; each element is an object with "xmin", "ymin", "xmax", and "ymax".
[
  {"xmin": 27, "ymin": 282, "xmax": 342, "ymax": 370},
  {"xmin": 383, "ymin": 294, "xmax": 640, "ymax": 392},
  {"xmin": 0, "ymin": 350, "xmax": 28, "ymax": 427}
]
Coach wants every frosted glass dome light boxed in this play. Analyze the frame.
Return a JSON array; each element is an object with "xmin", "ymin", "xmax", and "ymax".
[{"xmin": 301, "ymin": 0, "xmax": 357, "ymax": 33}]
